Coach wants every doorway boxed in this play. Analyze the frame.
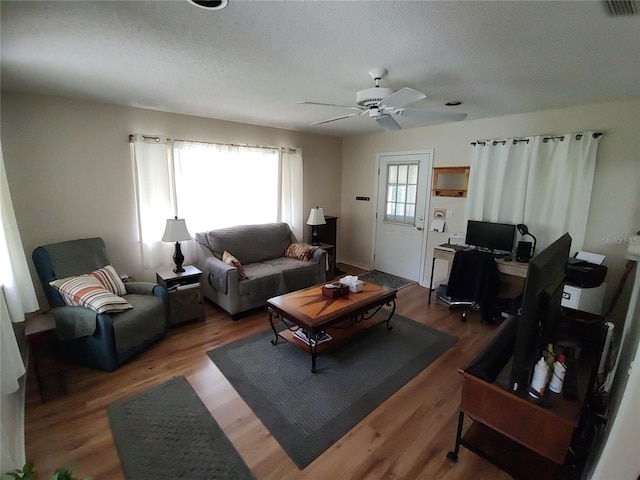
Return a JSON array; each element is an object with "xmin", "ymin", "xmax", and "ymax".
[{"xmin": 373, "ymin": 150, "xmax": 433, "ymax": 283}]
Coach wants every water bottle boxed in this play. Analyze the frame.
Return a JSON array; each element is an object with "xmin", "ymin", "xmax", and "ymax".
[
  {"xmin": 549, "ymin": 354, "xmax": 567, "ymax": 394},
  {"xmin": 529, "ymin": 356, "xmax": 549, "ymax": 397}
]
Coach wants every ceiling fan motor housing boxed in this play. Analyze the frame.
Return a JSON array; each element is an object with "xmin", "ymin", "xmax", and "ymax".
[{"xmin": 356, "ymin": 87, "xmax": 394, "ymax": 107}]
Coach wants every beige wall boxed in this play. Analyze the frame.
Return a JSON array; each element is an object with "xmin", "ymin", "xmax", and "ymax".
[
  {"xmin": 1, "ymin": 92, "xmax": 342, "ymax": 306},
  {"xmin": 341, "ymin": 100, "xmax": 640, "ymax": 309}
]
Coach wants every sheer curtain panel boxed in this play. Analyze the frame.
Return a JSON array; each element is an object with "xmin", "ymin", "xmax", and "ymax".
[
  {"xmin": 130, "ymin": 135, "xmax": 174, "ymax": 272},
  {"xmin": 1, "ymin": 143, "xmax": 39, "ymax": 472},
  {"xmin": 281, "ymin": 148, "xmax": 304, "ymax": 241}
]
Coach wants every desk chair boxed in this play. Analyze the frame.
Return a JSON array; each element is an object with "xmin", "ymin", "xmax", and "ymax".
[{"xmin": 446, "ymin": 250, "xmax": 501, "ymax": 323}]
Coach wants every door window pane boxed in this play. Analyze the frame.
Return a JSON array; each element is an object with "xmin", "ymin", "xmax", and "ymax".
[{"xmin": 384, "ymin": 162, "xmax": 419, "ymax": 224}]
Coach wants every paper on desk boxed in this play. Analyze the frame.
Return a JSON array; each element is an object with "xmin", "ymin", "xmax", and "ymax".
[
  {"xmin": 431, "ymin": 219, "xmax": 445, "ymax": 232},
  {"xmin": 576, "ymin": 251, "xmax": 605, "ymax": 265}
]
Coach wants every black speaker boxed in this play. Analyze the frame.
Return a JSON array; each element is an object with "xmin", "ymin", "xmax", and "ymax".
[{"xmin": 516, "ymin": 241, "xmax": 533, "ymax": 262}]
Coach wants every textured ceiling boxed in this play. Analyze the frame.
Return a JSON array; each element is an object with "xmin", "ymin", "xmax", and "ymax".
[{"xmin": 2, "ymin": 1, "xmax": 639, "ymax": 137}]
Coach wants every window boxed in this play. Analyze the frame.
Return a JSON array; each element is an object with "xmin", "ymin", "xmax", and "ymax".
[
  {"xmin": 173, "ymin": 141, "xmax": 279, "ymax": 233},
  {"xmin": 130, "ymin": 135, "xmax": 303, "ymax": 271},
  {"xmin": 384, "ymin": 163, "xmax": 418, "ymax": 224}
]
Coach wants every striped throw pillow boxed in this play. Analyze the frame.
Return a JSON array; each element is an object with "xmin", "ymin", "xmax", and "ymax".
[
  {"xmin": 50, "ymin": 275, "xmax": 133, "ymax": 314},
  {"xmin": 285, "ymin": 243, "xmax": 315, "ymax": 261},
  {"xmin": 91, "ymin": 264, "xmax": 127, "ymax": 295}
]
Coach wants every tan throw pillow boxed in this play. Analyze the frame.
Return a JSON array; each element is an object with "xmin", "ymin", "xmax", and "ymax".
[
  {"xmin": 222, "ymin": 250, "xmax": 247, "ymax": 279},
  {"xmin": 285, "ymin": 243, "xmax": 314, "ymax": 261}
]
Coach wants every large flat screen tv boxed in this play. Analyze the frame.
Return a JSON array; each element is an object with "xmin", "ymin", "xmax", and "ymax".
[
  {"xmin": 465, "ymin": 220, "xmax": 516, "ymax": 254},
  {"xmin": 509, "ymin": 232, "xmax": 572, "ymax": 391}
]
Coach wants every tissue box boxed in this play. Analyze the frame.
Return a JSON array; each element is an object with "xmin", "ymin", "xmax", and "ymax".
[
  {"xmin": 322, "ymin": 283, "xmax": 349, "ymax": 298},
  {"xmin": 339, "ymin": 276, "xmax": 364, "ymax": 293}
]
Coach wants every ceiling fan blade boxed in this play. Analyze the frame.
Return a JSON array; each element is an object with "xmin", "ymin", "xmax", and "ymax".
[
  {"xmin": 396, "ymin": 108, "xmax": 468, "ymax": 122},
  {"xmin": 379, "ymin": 87, "xmax": 427, "ymax": 109},
  {"xmin": 375, "ymin": 114, "xmax": 401, "ymax": 131},
  {"xmin": 298, "ymin": 101, "xmax": 363, "ymax": 111},
  {"xmin": 310, "ymin": 113, "xmax": 359, "ymax": 126}
]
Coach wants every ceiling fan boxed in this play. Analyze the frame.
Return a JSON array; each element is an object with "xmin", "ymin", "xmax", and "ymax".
[{"xmin": 298, "ymin": 68, "xmax": 467, "ymax": 131}]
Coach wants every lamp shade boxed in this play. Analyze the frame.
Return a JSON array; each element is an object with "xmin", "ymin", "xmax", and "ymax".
[
  {"xmin": 161, "ymin": 217, "xmax": 192, "ymax": 243},
  {"xmin": 307, "ymin": 207, "xmax": 326, "ymax": 226}
]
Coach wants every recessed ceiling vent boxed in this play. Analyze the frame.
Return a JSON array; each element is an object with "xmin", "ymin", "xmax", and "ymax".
[
  {"xmin": 603, "ymin": 0, "xmax": 639, "ymax": 15},
  {"xmin": 188, "ymin": 0, "xmax": 228, "ymax": 10}
]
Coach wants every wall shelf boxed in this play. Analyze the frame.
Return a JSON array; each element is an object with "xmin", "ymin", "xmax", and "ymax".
[{"xmin": 432, "ymin": 166, "xmax": 470, "ymax": 197}]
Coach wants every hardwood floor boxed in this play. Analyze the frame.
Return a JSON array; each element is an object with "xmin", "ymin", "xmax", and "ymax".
[{"xmin": 24, "ymin": 265, "xmax": 511, "ymax": 480}]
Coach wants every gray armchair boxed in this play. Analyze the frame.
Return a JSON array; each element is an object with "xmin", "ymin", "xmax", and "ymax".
[{"xmin": 32, "ymin": 237, "xmax": 169, "ymax": 371}]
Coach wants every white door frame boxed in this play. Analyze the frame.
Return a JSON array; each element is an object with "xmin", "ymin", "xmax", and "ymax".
[{"xmin": 371, "ymin": 149, "xmax": 433, "ymax": 286}]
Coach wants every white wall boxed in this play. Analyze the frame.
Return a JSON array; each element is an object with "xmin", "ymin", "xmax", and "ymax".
[
  {"xmin": 341, "ymin": 100, "xmax": 640, "ymax": 310},
  {"xmin": 1, "ymin": 92, "xmax": 342, "ymax": 308}
]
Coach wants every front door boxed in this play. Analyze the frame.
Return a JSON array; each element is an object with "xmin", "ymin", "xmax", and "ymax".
[{"xmin": 374, "ymin": 151, "xmax": 432, "ymax": 283}]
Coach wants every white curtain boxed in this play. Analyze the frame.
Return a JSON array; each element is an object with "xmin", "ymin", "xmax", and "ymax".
[
  {"xmin": 524, "ymin": 133, "xmax": 600, "ymax": 252},
  {"xmin": 130, "ymin": 135, "xmax": 175, "ymax": 272},
  {"xmin": 281, "ymin": 148, "xmax": 304, "ymax": 241},
  {"xmin": 466, "ymin": 132, "xmax": 601, "ymax": 252},
  {"xmin": 0, "ymin": 143, "xmax": 39, "ymax": 473},
  {"xmin": 466, "ymin": 139, "xmax": 533, "ymax": 225}
]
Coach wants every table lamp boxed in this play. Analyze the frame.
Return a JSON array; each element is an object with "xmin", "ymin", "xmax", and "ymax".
[
  {"xmin": 307, "ymin": 207, "xmax": 326, "ymax": 246},
  {"xmin": 162, "ymin": 216, "xmax": 193, "ymax": 272}
]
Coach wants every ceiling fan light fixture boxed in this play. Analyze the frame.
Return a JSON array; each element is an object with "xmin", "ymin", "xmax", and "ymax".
[{"xmin": 356, "ymin": 87, "xmax": 394, "ymax": 107}]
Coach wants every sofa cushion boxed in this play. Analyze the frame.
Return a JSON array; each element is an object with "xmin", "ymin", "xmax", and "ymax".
[
  {"xmin": 203, "ymin": 223, "xmax": 292, "ymax": 264},
  {"xmin": 239, "ymin": 257, "xmax": 319, "ymax": 299},
  {"xmin": 222, "ymin": 250, "xmax": 247, "ymax": 279}
]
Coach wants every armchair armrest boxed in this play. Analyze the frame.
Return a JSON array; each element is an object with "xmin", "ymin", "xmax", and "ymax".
[
  {"xmin": 50, "ymin": 305, "xmax": 100, "ymax": 341},
  {"xmin": 125, "ymin": 281, "xmax": 160, "ymax": 296}
]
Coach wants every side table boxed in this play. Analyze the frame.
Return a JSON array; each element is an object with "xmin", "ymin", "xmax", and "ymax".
[
  {"xmin": 156, "ymin": 265, "xmax": 204, "ymax": 325},
  {"xmin": 317, "ymin": 242, "xmax": 336, "ymax": 279},
  {"xmin": 25, "ymin": 313, "xmax": 67, "ymax": 402}
]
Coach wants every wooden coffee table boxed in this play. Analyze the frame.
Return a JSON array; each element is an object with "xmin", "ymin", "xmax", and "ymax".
[{"xmin": 267, "ymin": 281, "xmax": 397, "ymax": 372}]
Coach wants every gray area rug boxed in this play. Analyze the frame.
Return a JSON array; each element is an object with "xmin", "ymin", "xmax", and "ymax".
[
  {"xmin": 207, "ymin": 311, "xmax": 456, "ymax": 468},
  {"xmin": 107, "ymin": 376, "xmax": 255, "ymax": 480},
  {"xmin": 358, "ymin": 270, "xmax": 415, "ymax": 290}
]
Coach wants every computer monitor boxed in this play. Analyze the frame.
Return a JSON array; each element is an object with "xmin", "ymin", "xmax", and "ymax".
[{"xmin": 465, "ymin": 220, "xmax": 516, "ymax": 254}]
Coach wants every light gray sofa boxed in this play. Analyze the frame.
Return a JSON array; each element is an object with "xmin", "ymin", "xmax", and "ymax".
[{"xmin": 194, "ymin": 223, "xmax": 327, "ymax": 317}]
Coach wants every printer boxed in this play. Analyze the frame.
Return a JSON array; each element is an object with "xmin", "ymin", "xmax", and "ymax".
[
  {"xmin": 562, "ymin": 251, "xmax": 607, "ymax": 315},
  {"xmin": 565, "ymin": 257, "xmax": 607, "ymax": 288}
]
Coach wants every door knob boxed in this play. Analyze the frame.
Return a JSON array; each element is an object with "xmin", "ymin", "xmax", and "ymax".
[{"xmin": 416, "ymin": 226, "xmax": 423, "ymax": 231}]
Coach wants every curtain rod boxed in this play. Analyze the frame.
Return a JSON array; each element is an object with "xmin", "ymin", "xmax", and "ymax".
[
  {"xmin": 173, "ymin": 138, "xmax": 278, "ymax": 150},
  {"xmin": 471, "ymin": 131, "xmax": 603, "ymax": 146}
]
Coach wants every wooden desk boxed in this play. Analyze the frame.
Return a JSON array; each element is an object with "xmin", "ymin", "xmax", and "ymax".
[{"xmin": 428, "ymin": 245, "xmax": 529, "ymax": 304}]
